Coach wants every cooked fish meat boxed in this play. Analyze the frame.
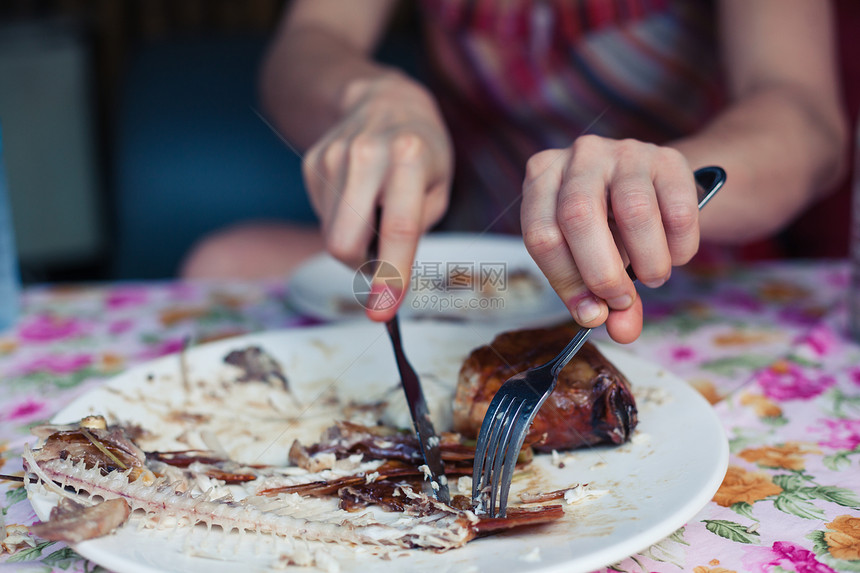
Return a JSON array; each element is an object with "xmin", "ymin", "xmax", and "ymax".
[{"xmin": 453, "ymin": 323, "xmax": 638, "ymax": 451}]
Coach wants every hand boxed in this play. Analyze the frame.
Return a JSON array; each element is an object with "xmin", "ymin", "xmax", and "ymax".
[
  {"xmin": 302, "ymin": 73, "xmax": 453, "ymax": 321},
  {"xmin": 521, "ymin": 135, "xmax": 700, "ymax": 343}
]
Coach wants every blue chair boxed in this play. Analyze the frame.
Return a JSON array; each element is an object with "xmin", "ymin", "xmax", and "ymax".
[{"xmin": 111, "ymin": 36, "xmax": 316, "ymax": 279}]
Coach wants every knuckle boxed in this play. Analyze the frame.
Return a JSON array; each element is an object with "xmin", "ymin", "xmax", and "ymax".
[
  {"xmin": 557, "ymin": 194, "xmax": 598, "ymax": 234},
  {"xmin": 321, "ymin": 139, "xmax": 348, "ymax": 172},
  {"xmin": 570, "ymin": 133, "xmax": 604, "ymax": 153},
  {"xmin": 390, "ymin": 132, "xmax": 427, "ymax": 164},
  {"xmin": 584, "ymin": 269, "xmax": 626, "ymax": 298},
  {"xmin": 616, "ymin": 138, "xmax": 657, "ymax": 158},
  {"xmin": 348, "ymin": 134, "xmax": 384, "ymax": 163},
  {"xmin": 523, "ymin": 222, "xmax": 565, "ymax": 259},
  {"xmin": 657, "ymin": 145, "xmax": 689, "ymax": 169},
  {"xmin": 380, "ymin": 216, "xmax": 421, "ymax": 243},
  {"xmin": 524, "ymin": 150, "xmax": 560, "ymax": 181},
  {"xmin": 613, "ymin": 189, "xmax": 655, "ymax": 228},
  {"xmin": 663, "ymin": 201, "xmax": 699, "ymax": 235}
]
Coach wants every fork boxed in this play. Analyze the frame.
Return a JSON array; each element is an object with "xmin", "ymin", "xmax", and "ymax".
[{"xmin": 471, "ymin": 166, "xmax": 726, "ymax": 517}]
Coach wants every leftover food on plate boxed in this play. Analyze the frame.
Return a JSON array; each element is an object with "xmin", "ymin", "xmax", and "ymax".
[
  {"xmin": 20, "ymin": 323, "xmax": 730, "ymax": 573},
  {"xmin": 454, "ymin": 323, "xmax": 638, "ymax": 452},
  {"xmin": 24, "ymin": 333, "xmax": 629, "ymax": 569}
]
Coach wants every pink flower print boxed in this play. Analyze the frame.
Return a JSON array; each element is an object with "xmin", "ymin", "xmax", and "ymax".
[
  {"xmin": 18, "ymin": 314, "xmax": 87, "ymax": 343},
  {"xmin": 166, "ymin": 282, "xmax": 198, "ymax": 301},
  {"xmin": 756, "ymin": 360, "xmax": 835, "ymax": 401},
  {"xmin": 670, "ymin": 345, "xmax": 695, "ymax": 362},
  {"xmin": 826, "ymin": 267, "xmax": 849, "ymax": 288},
  {"xmin": 138, "ymin": 338, "xmax": 186, "ymax": 360},
  {"xmin": 3, "ymin": 398, "xmax": 47, "ymax": 423},
  {"xmin": 108, "ymin": 318, "xmax": 135, "ymax": 335},
  {"xmin": 17, "ymin": 354, "xmax": 93, "ymax": 376},
  {"xmin": 795, "ymin": 325, "xmax": 837, "ymax": 357},
  {"xmin": 813, "ymin": 418, "xmax": 860, "ymax": 451},
  {"xmin": 743, "ymin": 541, "xmax": 837, "ymax": 573},
  {"xmin": 849, "ymin": 367, "xmax": 860, "ymax": 388},
  {"xmin": 777, "ymin": 306, "xmax": 823, "ymax": 327},
  {"xmin": 717, "ymin": 288, "xmax": 764, "ymax": 313},
  {"xmin": 106, "ymin": 287, "xmax": 149, "ymax": 309}
]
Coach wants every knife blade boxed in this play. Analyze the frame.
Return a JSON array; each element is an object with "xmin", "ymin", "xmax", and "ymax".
[
  {"xmin": 383, "ymin": 316, "xmax": 451, "ymax": 503},
  {"xmin": 366, "ymin": 212, "xmax": 450, "ymax": 503}
]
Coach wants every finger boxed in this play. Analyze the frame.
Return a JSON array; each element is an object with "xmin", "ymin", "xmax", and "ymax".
[
  {"xmin": 557, "ymin": 167, "xmax": 635, "ymax": 313},
  {"xmin": 366, "ymin": 135, "xmax": 427, "ymax": 322},
  {"xmin": 301, "ymin": 140, "xmax": 345, "ymax": 227},
  {"xmin": 420, "ymin": 181, "xmax": 450, "ymax": 231},
  {"xmin": 609, "ymin": 166, "xmax": 671, "ymax": 288},
  {"xmin": 653, "ymin": 158, "xmax": 699, "ymax": 267},
  {"xmin": 604, "ymin": 294, "xmax": 644, "ymax": 344},
  {"xmin": 522, "ymin": 152, "xmax": 609, "ymax": 327},
  {"xmin": 326, "ymin": 136, "xmax": 390, "ymax": 268}
]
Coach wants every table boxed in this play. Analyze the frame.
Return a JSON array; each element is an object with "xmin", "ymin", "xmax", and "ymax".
[{"xmin": 1, "ymin": 260, "xmax": 858, "ymax": 572}]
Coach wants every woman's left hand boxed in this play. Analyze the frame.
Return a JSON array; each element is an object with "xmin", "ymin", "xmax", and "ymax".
[{"xmin": 521, "ymin": 134, "xmax": 700, "ymax": 343}]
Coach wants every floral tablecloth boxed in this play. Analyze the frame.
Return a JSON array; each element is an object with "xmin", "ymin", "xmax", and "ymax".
[{"xmin": 1, "ymin": 260, "xmax": 858, "ymax": 572}]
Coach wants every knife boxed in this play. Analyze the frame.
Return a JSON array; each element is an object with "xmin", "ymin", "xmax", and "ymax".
[
  {"xmin": 383, "ymin": 316, "xmax": 451, "ymax": 503},
  {"xmin": 366, "ymin": 216, "xmax": 451, "ymax": 504}
]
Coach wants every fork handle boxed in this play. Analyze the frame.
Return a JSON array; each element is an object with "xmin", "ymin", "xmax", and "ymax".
[
  {"xmin": 548, "ymin": 166, "xmax": 726, "ymax": 378},
  {"xmin": 549, "ymin": 327, "xmax": 593, "ymax": 378}
]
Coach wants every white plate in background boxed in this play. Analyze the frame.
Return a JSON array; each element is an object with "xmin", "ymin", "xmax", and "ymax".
[{"xmin": 287, "ymin": 233, "xmax": 569, "ymax": 326}]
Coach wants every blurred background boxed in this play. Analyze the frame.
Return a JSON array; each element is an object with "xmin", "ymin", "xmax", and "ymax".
[{"xmin": 0, "ymin": 0, "xmax": 857, "ymax": 284}]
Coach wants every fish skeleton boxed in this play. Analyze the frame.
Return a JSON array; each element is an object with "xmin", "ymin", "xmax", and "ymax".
[
  {"xmin": 23, "ymin": 427, "xmax": 476, "ymax": 553},
  {"xmin": 23, "ymin": 419, "xmax": 563, "ymax": 570}
]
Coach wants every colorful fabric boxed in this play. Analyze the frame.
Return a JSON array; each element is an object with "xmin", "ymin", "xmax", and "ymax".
[
  {"xmin": 419, "ymin": 0, "xmax": 725, "ymax": 233},
  {"xmin": 1, "ymin": 260, "xmax": 859, "ymax": 571}
]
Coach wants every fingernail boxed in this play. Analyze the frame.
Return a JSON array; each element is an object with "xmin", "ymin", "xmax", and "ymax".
[
  {"xmin": 607, "ymin": 294, "xmax": 633, "ymax": 309},
  {"xmin": 575, "ymin": 296, "xmax": 602, "ymax": 323}
]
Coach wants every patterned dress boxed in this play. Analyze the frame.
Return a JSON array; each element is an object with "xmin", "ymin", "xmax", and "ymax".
[{"xmin": 418, "ymin": 0, "xmax": 726, "ymax": 234}]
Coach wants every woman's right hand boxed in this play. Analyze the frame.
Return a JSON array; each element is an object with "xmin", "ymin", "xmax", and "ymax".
[{"xmin": 302, "ymin": 72, "xmax": 453, "ymax": 322}]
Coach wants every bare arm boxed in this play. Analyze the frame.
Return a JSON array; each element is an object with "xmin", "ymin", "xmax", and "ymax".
[
  {"xmin": 259, "ymin": 0, "xmax": 400, "ymax": 149},
  {"xmin": 521, "ymin": 0, "xmax": 848, "ymax": 343},
  {"xmin": 674, "ymin": 0, "xmax": 848, "ymax": 243},
  {"xmin": 260, "ymin": 0, "xmax": 454, "ymax": 322}
]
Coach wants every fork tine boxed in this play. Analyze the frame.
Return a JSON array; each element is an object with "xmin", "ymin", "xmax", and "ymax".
[
  {"xmin": 472, "ymin": 393, "xmax": 513, "ymax": 499},
  {"xmin": 496, "ymin": 402, "xmax": 537, "ymax": 517},
  {"xmin": 481, "ymin": 397, "xmax": 517, "ymax": 503},
  {"xmin": 488, "ymin": 399, "xmax": 525, "ymax": 516}
]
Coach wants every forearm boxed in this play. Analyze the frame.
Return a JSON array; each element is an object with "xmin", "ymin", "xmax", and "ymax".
[
  {"xmin": 259, "ymin": 0, "xmax": 405, "ymax": 150},
  {"xmin": 672, "ymin": 0, "xmax": 849, "ymax": 246},
  {"xmin": 671, "ymin": 84, "xmax": 848, "ymax": 245}
]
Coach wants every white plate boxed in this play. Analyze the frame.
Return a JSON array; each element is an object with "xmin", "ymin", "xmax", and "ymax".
[
  {"xmin": 287, "ymin": 233, "xmax": 569, "ymax": 326},
  {"xmin": 27, "ymin": 322, "xmax": 728, "ymax": 573}
]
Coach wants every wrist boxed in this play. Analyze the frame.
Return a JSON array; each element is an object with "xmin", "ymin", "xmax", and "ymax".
[{"xmin": 338, "ymin": 70, "xmax": 432, "ymax": 113}]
